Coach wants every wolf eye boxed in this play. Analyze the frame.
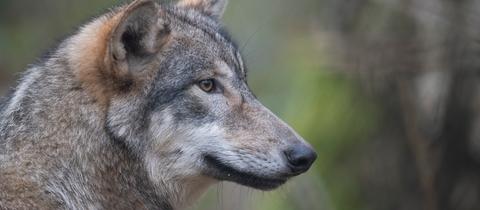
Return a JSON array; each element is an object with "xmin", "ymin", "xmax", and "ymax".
[{"xmin": 198, "ymin": 79, "xmax": 216, "ymax": 93}]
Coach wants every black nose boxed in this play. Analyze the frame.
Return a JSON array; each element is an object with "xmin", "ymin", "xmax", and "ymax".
[{"xmin": 284, "ymin": 144, "xmax": 317, "ymax": 174}]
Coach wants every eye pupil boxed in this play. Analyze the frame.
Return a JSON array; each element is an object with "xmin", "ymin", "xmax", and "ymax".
[{"xmin": 199, "ymin": 79, "xmax": 215, "ymax": 92}]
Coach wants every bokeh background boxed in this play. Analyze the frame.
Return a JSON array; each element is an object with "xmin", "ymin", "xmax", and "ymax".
[{"xmin": 1, "ymin": 0, "xmax": 480, "ymax": 210}]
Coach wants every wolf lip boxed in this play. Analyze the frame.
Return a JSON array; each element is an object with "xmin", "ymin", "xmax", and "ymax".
[{"xmin": 203, "ymin": 155, "xmax": 288, "ymax": 190}]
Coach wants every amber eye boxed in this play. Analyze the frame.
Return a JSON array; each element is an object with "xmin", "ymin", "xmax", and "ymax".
[{"xmin": 198, "ymin": 79, "xmax": 216, "ymax": 93}]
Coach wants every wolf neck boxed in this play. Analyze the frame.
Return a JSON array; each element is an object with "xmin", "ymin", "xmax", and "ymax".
[
  {"xmin": 0, "ymin": 69, "xmax": 178, "ymax": 210},
  {"xmin": 0, "ymin": 16, "xmax": 207, "ymax": 210}
]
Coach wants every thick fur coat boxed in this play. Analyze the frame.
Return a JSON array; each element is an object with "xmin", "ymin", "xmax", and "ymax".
[{"xmin": 0, "ymin": 0, "xmax": 316, "ymax": 209}]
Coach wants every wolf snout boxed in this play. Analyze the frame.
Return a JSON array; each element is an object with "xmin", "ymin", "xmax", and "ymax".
[{"xmin": 283, "ymin": 143, "xmax": 317, "ymax": 175}]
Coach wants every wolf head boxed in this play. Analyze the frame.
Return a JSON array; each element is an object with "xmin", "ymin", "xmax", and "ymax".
[{"xmin": 70, "ymin": 0, "xmax": 316, "ymax": 202}]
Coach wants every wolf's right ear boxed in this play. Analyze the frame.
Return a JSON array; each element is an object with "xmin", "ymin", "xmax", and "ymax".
[{"xmin": 107, "ymin": 0, "xmax": 170, "ymax": 76}]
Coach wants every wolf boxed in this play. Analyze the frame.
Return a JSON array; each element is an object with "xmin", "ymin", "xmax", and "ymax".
[{"xmin": 0, "ymin": 0, "xmax": 317, "ymax": 209}]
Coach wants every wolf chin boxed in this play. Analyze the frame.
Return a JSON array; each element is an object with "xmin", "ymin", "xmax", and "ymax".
[{"xmin": 0, "ymin": 0, "xmax": 317, "ymax": 209}]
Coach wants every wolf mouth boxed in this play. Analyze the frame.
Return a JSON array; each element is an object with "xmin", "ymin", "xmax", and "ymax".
[{"xmin": 203, "ymin": 154, "xmax": 288, "ymax": 190}]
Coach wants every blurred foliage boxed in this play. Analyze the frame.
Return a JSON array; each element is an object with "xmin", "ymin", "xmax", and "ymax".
[{"xmin": 0, "ymin": 0, "xmax": 380, "ymax": 210}]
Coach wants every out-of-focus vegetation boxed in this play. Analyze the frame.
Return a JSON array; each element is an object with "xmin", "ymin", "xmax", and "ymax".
[{"xmin": 2, "ymin": 0, "xmax": 480, "ymax": 210}]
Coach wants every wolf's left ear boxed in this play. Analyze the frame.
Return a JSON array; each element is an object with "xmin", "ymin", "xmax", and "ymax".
[
  {"xmin": 177, "ymin": 0, "xmax": 228, "ymax": 18},
  {"xmin": 108, "ymin": 0, "xmax": 170, "ymax": 75}
]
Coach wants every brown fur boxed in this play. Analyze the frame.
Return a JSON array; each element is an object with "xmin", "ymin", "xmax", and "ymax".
[
  {"xmin": 67, "ymin": 14, "xmax": 120, "ymax": 108},
  {"xmin": 68, "ymin": 0, "xmax": 169, "ymax": 108}
]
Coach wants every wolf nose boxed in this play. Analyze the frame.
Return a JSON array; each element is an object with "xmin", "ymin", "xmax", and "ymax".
[{"xmin": 284, "ymin": 144, "xmax": 317, "ymax": 174}]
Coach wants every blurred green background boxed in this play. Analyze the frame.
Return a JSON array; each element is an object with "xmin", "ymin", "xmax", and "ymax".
[{"xmin": 2, "ymin": 0, "xmax": 480, "ymax": 210}]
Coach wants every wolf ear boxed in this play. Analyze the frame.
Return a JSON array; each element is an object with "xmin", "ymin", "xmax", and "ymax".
[
  {"xmin": 108, "ymin": 0, "xmax": 170, "ymax": 75},
  {"xmin": 177, "ymin": 0, "xmax": 228, "ymax": 18}
]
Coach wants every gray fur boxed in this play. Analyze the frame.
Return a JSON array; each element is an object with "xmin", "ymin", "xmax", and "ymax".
[{"xmin": 0, "ymin": 0, "xmax": 316, "ymax": 209}]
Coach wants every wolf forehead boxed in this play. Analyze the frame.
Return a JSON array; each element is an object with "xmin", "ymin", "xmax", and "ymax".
[{"xmin": 160, "ymin": 6, "xmax": 246, "ymax": 77}]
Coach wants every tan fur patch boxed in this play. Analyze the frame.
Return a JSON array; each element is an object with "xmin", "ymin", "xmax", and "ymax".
[
  {"xmin": 66, "ymin": 11, "xmax": 124, "ymax": 108},
  {"xmin": 66, "ymin": 0, "xmax": 171, "ymax": 110},
  {"xmin": 66, "ymin": 1, "xmax": 157, "ymax": 109}
]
